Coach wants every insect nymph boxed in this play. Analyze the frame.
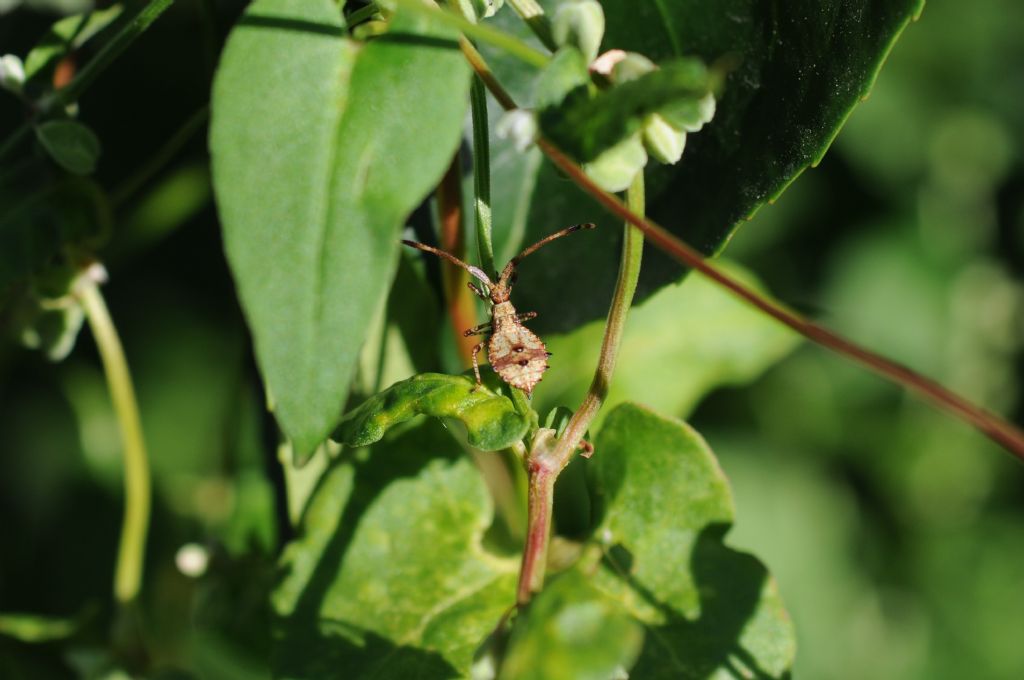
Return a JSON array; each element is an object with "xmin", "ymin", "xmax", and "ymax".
[{"xmin": 403, "ymin": 223, "xmax": 596, "ymax": 396}]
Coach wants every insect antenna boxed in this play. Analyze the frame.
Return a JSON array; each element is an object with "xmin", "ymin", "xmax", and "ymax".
[
  {"xmin": 401, "ymin": 239, "xmax": 494, "ymax": 287},
  {"xmin": 497, "ymin": 223, "xmax": 596, "ymax": 286}
]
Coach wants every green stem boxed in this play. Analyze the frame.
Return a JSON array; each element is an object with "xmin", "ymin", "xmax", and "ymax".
[
  {"xmin": 346, "ymin": 2, "xmax": 381, "ymax": 26},
  {"xmin": 516, "ymin": 174, "xmax": 645, "ymax": 604},
  {"xmin": 390, "ymin": 0, "xmax": 549, "ymax": 68},
  {"xmin": 547, "ymin": 173, "xmax": 644, "ymax": 471},
  {"xmin": 506, "ymin": 0, "xmax": 557, "ymax": 51},
  {"xmin": 470, "ymin": 76, "xmax": 497, "ymax": 278},
  {"xmin": 44, "ymin": 0, "xmax": 175, "ymax": 110},
  {"xmin": 78, "ymin": 271, "xmax": 151, "ymax": 605}
]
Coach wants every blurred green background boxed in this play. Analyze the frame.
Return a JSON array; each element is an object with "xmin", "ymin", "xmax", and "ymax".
[{"xmin": 1, "ymin": 0, "xmax": 1023, "ymax": 678}]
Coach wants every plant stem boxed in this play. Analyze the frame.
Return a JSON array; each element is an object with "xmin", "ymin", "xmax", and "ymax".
[
  {"xmin": 44, "ymin": 0, "xmax": 176, "ymax": 110},
  {"xmin": 459, "ymin": 41, "xmax": 1024, "ymax": 463},
  {"xmin": 346, "ymin": 2, "xmax": 381, "ymax": 26},
  {"xmin": 459, "ymin": 37, "xmax": 518, "ymax": 109},
  {"xmin": 506, "ymin": 0, "xmax": 557, "ymax": 51},
  {"xmin": 78, "ymin": 271, "xmax": 151, "ymax": 604},
  {"xmin": 548, "ymin": 172, "xmax": 645, "ymax": 469},
  {"xmin": 390, "ymin": 0, "xmax": 550, "ymax": 68},
  {"xmin": 437, "ymin": 154, "xmax": 479, "ymax": 365},
  {"xmin": 516, "ymin": 434, "xmax": 556, "ymax": 604},
  {"xmin": 515, "ymin": 174, "xmax": 645, "ymax": 604},
  {"xmin": 470, "ymin": 76, "xmax": 497, "ymax": 278}
]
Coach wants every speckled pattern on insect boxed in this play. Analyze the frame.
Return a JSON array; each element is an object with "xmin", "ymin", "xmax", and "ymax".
[{"xmin": 403, "ymin": 223, "xmax": 595, "ymax": 396}]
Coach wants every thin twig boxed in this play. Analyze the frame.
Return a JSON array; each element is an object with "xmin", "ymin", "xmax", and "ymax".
[{"xmin": 44, "ymin": 0, "xmax": 176, "ymax": 110}]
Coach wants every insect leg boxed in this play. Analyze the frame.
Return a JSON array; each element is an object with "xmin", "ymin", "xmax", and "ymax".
[
  {"xmin": 471, "ymin": 341, "xmax": 486, "ymax": 388},
  {"xmin": 515, "ymin": 311, "xmax": 537, "ymax": 323},
  {"xmin": 463, "ymin": 322, "xmax": 492, "ymax": 337}
]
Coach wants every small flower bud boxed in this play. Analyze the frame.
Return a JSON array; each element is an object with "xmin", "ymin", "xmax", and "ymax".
[
  {"xmin": 553, "ymin": 0, "xmax": 605, "ymax": 64},
  {"xmin": 643, "ymin": 114, "xmax": 687, "ymax": 165},
  {"xmin": 496, "ymin": 109, "xmax": 538, "ymax": 152},
  {"xmin": 0, "ymin": 54, "xmax": 25, "ymax": 93},
  {"xmin": 584, "ymin": 133, "xmax": 647, "ymax": 193},
  {"xmin": 661, "ymin": 92, "xmax": 716, "ymax": 132}
]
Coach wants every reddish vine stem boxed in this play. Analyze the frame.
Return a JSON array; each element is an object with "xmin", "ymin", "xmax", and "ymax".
[
  {"xmin": 517, "ymin": 461, "xmax": 555, "ymax": 604},
  {"xmin": 437, "ymin": 153, "xmax": 479, "ymax": 365},
  {"xmin": 458, "ymin": 40, "xmax": 1024, "ymax": 464}
]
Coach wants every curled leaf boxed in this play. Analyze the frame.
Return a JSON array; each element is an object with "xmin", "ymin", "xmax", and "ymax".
[{"xmin": 332, "ymin": 373, "xmax": 530, "ymax": 451}]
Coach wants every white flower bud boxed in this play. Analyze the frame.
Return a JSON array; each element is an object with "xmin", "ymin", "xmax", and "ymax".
[
  {"xmin": 584, "ymin": 133, "xmax": 647, "ymax": 193},
  {"xmin": 643, "ymin": 114, "xmax": 687, "ymax": 165},
  {"xmin": 0, "ymin": 54, "xmax": 25, "ymax": 93},
  {"xmin": 496, "ymin": 109, "xmax": 538, "ymax": 152},
  {"xmin": 553, "ymin": 0, "xmax": 605, "ymax": 64}
]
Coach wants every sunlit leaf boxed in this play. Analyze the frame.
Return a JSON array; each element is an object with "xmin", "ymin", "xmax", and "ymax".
[
  {"xmin": 589, "ymin": 403, "xmax": 796, "ymax": 678},
  {"xmin": 272, "ymin": 421, "xmax": 517, "ymax": 678},
  {"xmin": 499, "ymin": 570, "xmax": 642, "ymax": 680},
  {"xmin": 332, "ymin": 372, "xmax": 531, "ymax": 452},
  {"xmin": 210, "ymin": 0, "xmax": 471, "ymax": 458}
]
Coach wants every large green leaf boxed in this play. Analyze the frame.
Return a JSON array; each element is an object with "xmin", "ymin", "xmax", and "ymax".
[
  {"xmin": 210, "ymin": 0, "xmax": 471, "ymax": 458},
  {"xmin": 588, "ymin": 403, "xmax": 796, "ymax": 678},
  {"xmin": 332, "ymin": 372, "xmax": 531, "ymax": 452},
  {"xmin": 533, "ymin": 260, "xmax": 799, "ymax": 427},
  {"xmin": 484, "ymin": 0, "xmax": 924, "ymax": 333},
  {"xmin": 272, "ymin": 421, "xmax": 517, "ymax": 678}
]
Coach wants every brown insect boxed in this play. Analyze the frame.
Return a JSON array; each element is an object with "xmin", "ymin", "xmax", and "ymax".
[{"xmin": 402, "ymin": 223, "xmax": 596, "ymax": 396}]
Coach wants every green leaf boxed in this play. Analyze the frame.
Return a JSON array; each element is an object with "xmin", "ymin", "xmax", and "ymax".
[
  {"xmin": 533, "ymin": 260, "xmax": 799, "ymax": 428},
  {"xmin": 272, "ymin": 420, "xmax": 517, "ymax": 678},
  {"xmin": 210, "ymin": 0, "xmax": 471, "ymax": 458},
  {"xmin": 499, "ymin": 570, "xmax": 643, "ymax": 680},
  {"xmin": 23, "ymin": 5, "xmax": 123, "ymax": 86},
  {"xmin": 538, "ymin": 58, "xmax": 711, "ymax": 163},
  {"xmin": 589, "ymin": 403, "xmax": 796, "ymax": 678},
  {"xmin": 483, "ymin": 0, "xmax": 924, "ymax": 334},
  {"xmin": 332, "ymin": 372, "xmax": 531, "ymax": 452},
  {"xmin": 35, "ymin": 120, "xmax": 101, "ymax": 175}
]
